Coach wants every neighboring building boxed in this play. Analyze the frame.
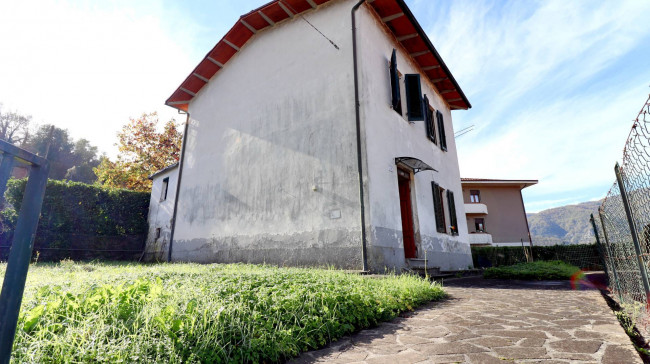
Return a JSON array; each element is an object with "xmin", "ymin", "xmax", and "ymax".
[
  {"xmin": 461, "ymin": 178, "xmax": 538, "ymax": 247},
  {"xmin": 145, "ymin": 163, "xmax": 178, "ymax": 261},
  {"xmin": 154, "ymin": 0, "xmax": 473, "ymax": 272}
]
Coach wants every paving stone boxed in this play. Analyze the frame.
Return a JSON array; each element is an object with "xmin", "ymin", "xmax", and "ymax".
[
  {"xmin": 466, "ymin": 336, "xmax": 515, "ymax": 348},
  {"xmin": 289, "ymin": 275, "xmax": 643, "ymax": 364},
  {"xmin": 466, "ymin": 353, "xmax": 507, "ymax": 364},
  {"xmin": 492, "ymin": 346, "xmax": 548, "ymax": 360},
  {"xmin": 365, "ymin": 350, "xmax": 427, "ymax": 364},
  {"xmin": 601, "ymin": 344, "xmax": 643, "ymax": 363},
  {"xmin": 398, "ymin": 334, "xmax": 432, "ymax": 345},
  {"xmin": 367, "ymin": 343, "xmax": 406, "ymax": 355},
  {"xmin": 548, "ymin": 339, "xmax": 602, "ymax": 354},
  {"xmin": 415, "ymin": 342, "xmax": 488, "ymax": 355},
  {"xmin": 518, "ymin": 337, "xmax": 546, "ymax": 347}
]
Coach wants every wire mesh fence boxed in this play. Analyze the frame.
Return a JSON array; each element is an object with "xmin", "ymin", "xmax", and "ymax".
[{"xmin": 596, "ymin": 94, "xmax": 650, "ymax": 315}]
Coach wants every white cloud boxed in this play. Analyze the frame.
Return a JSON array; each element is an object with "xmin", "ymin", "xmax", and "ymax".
[{"xmin": 419, "ymin": 0, "xmax": 650, "ymax": 211}]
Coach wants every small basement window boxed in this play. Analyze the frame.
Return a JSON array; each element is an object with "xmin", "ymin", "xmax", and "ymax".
[
  {"xmin": 161, "ymin": 177, "xmax": 169, "ymax": 201},
  {"xmin": 470, "ymin": 190, "xmax": 480, "ymax": 203}
]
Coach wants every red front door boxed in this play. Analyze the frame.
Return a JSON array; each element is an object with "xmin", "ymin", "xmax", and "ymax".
[{"xmin": 397, "ymin": 170, "xmax": 417, "ymax": 258}]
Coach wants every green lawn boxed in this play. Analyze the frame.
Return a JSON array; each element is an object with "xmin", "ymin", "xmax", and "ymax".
[
  {"xmin": 1, "ymin": 261, "xmax": 445, "ymax": 363},
  {"xmin": 483, "ymin": 260, "xmax": 581, "ymax": 280}
]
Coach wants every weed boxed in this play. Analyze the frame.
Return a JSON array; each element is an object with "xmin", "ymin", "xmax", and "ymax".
[
  {"xmin": 483, "ymin": 260, "xmax": 580, "ymax": 280},
  {"xmin": 3, "ymin": 262, "xmax": 446, "ymax": 363}
]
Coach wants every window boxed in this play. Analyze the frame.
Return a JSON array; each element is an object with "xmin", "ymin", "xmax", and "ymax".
[
  {"xmin": 161, "ymin": 177, "xmax": 169, "ymax": 201},
  {"xmin": 436, "ymin": 110, "xmax": 447, "ymax": 151},
  {"xmin": 389, "ymin": 49, "xmax": 402, "ymax": 115},
  {"xmin": 470, "ymin": 190, "xmax": 480, "ymax": 203},
  {"xmin": 447, "ymin": 190, "xmax": 458, "ymax": 236},
  {"xmin": 431, "ymin": 181, "xmax": 446, "ymax": 233},
  {"xmin": 404, "ymin": 74, "xmax": 423, "ymax": 121},
  {"xmin": 423, "ymin": 95, "xmax": 436, "ymax": 144},
  {"xmin": 475, "ymin": 218, "xmax": 485, "ymax": 233}
]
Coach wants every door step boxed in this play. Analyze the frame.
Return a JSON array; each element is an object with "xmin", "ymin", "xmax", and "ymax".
[{"xmin": 406, "ymin": 258, "xmax": 438, "ymax": 270}]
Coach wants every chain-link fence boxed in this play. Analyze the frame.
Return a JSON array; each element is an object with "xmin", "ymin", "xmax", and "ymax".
[{"xmin": 594, "ymin": 94, "xmax": 650, "ymax": 315}]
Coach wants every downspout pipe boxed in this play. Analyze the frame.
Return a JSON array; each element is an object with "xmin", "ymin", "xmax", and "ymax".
[
  {"xmin": 167, "ymin": 112, "xmax": 190, "ymax": 263},
  {"xmin": 352, "ymin": 0, "xmax": 368, "ymax": 272}
]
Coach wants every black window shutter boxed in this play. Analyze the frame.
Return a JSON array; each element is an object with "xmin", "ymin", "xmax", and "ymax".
[
  {"xmin": 423, "ymin": 95, "xmax": 436, "ymax": 144},
  {"xmin": 390, "ymin": 49, "xmax": 402, "ymax": 115},
  {"xmin": 447, "ymin": 190, "xmax": 458, "ymax": 236},
  {"xmin": 405, "ymin": 74, "xmax": 423, "ymax": 121},
  {"xmin": 432, "ymin": 181, "xmax": 445, "ymax": 233},
  {"xmin": 437, "ymin": 110, "xmax": 447, "ymax": 151}
]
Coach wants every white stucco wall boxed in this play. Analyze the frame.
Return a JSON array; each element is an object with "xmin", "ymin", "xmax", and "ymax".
[
  {"xmin": 173, "ymin": 0, "xmax": 364, "ymax": 268},
  {"xmin": 145, "ymin": 166, "xmax": 178, "ymax": 261},
  {"xmin": 356, "ymin": 5, "xmax": 472, "ymax": 270}
]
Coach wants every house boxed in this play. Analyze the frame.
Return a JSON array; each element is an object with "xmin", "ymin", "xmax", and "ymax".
[
  {"xmin": 152, "ymin": 0, "xmax": 473, "ymax": 272},
  {"xmin": 461, "ymin": 178, "xmax": 538, "ymax": 247},
  {"xmin": 144, "ymin": 163, "xmax": 178, "ymax": 261}
]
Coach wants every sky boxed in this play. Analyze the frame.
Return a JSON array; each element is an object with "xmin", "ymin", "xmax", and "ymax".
[{"xmin": 0, "ymin": 0, "xmax": 649, "ymax": 212}]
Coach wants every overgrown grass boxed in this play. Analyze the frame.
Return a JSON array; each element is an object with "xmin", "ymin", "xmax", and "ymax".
[
  {"xmin": 0, "ymin": 261, "xmax": 445, "ymax": 363},
  {"xmin": 483, "ymin": 260, "xmax": 581, "ymax": 280}
]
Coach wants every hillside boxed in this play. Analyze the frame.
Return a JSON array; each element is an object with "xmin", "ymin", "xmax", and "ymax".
[{"xmin": 527, "ymin": 200, "xmax": 602, "ymax": 245}]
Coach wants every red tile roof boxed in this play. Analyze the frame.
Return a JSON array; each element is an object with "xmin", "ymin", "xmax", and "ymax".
[{"xmin": 166, "ymin": 0, "xmax": 470, "ymax": 111}]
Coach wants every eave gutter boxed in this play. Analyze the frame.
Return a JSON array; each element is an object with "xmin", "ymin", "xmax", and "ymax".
[
  {"xmin": 352, "ymin": 0, "xmax": 369, "ymax": 272},
  {"xmin": 167, "ymin": 113, "xmax": 190, "ymax": 263}
]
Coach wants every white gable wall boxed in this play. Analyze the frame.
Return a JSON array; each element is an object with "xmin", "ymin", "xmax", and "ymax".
[
  {"xmin": 145, "ymin": 166, "xmax": 178, "ymax": 261},
  {"xmin": 172, "ymin": 0, "xmax": 365, "ymax": 268},
  {"xmin": 357, "ymin": 5, "xmax": 472, "ymax": 270}
]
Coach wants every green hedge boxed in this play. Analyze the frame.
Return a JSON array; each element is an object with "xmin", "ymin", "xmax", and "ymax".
[
  {"xmin": 472, "ymin": 244, "xmax": 603, "ymax": 270},
  {"xmin": 2, "ymin": 179, "xmax": 149, "ymax": 261}
]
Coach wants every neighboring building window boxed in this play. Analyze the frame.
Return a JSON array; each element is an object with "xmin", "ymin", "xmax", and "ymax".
[
  {"xmin": 436, "ymin": 110, "xmax": 447, "ymax": 151},
  {"xmin": 475, "ymin": 218, "xmax": 485, "ymax": 232},
  {"xmin": 389, "ymin": 49, "xmax": 402, "ymax": 115},
  {"xmin": 447, "ymin": 190, "xmax": 458, "ymax": 236},
  {"xmin": 404, "ymin": 74, "xmax": 424, "ymax": 121},
  {"xmin": 161, "ymin": 177, "xmax": 169, "ymax": 201},
  {"xmin": 431, "ymin": 181, "xmax": 446, "ymax": 233},
  {"xmin": 423, "ymin": 95, "xmax": 436, "ymax": 144},
  {"xmin": 470, "ymin": 190, "xmax": 480, "ymax": 203}
]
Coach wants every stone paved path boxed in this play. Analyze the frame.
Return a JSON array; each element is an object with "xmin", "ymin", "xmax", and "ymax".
[{"xmin": 290, "ymin": 276, "xmax": 642, "ymax": 363}]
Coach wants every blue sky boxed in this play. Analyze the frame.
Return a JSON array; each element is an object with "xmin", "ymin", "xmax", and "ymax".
[{"xmin": 0, "ymin": 0, "xmax": 649, "ymax": 212}]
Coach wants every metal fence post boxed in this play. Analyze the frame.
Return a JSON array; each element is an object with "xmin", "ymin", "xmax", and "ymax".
[
  {"xmin": 0, "ymin": 143, "xmax": 49, "ymax": 364},
  {"xmin": 615, "ymin": 162, "xmax": 650, "ymax": 303},
  {"xmin": 0, "ymin": 153, "xmax": 14, "ymax": 202},
  {"xmin": 599, "ymin": 210, "xmax": 624, "ymax": 301}
]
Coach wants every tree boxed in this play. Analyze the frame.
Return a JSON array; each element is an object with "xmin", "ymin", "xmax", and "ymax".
[
  {"xmin": 0, "ymin": 104, "xmax": 31, "ymax": 145},
  {"xmin": 94, "ymin": 112, "xmax": 182, "ymax": 192},
  {"xmin": 22, "ymin": 125, "xmax": 100, "ymax": 182}
]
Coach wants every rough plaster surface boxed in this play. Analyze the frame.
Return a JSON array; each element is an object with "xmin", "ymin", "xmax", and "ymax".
[{"xmin": 291, "ymin": 276, "xmax": 642, "ymax": 363}]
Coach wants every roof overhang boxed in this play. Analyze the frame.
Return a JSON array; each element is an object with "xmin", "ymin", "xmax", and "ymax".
[
  {"xmin": 165, "ymin": 0, "xmax": 471, "ymax": 112},
  {"xmin": 395, "ymin": 157, "xmax": 436, "ymax": 174},
  {"xmin": 461, "ymin": 178, "xmax": 539, "ymax": 190},
  {"xmin": 148, "ymin": 163, "xmax": 179, "ymax": 180}
]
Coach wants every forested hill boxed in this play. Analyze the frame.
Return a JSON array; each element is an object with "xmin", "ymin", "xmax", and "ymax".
[{"xmin": 527, "ymin": 200, "xmax": 602, "ymax": 245}]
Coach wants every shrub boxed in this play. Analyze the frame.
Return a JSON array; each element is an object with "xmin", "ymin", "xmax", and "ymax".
[
  {"xmin": 483, "ymin": 260, "xmax": 581, "ymax": 280},
  {"xmin": 2, "ymin": 179, "xmax": 149, "ymax": 260},
  {"xmin": 472, "ymin": 244, "xmax": 602, "ymax": 270}
]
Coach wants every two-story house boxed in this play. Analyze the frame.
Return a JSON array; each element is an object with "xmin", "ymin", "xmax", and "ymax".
[
  {"xmin": 153, "ymin": 0, "xmax": 473, "ymax": 272},
  {"xmin": 461, "ymin": 178, "xmax": 538, "ymax": 247}
]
